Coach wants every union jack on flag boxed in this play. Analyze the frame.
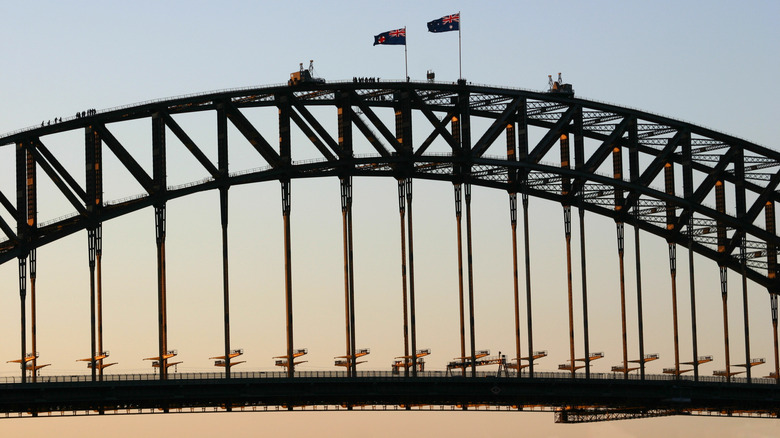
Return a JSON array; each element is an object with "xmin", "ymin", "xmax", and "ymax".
[
  {"xmin": 374, "ymin": 28, "xmax": 407, "ymax": 46},
  {"xmin": 427, "ymin": 13, "xmax": 460, "ymax": 33}
]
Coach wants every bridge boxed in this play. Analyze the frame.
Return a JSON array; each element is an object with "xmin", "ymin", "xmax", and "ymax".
[{"xmin": 0, "ymin": 79, "xmax": 778, "ymax": 422}]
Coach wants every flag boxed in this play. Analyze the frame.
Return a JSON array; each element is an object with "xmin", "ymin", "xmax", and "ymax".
[
  {"xmin": 427, "ymin": 13, "xmax": 459, "ymax": 33},
  {"xmin": 374, "ymin": 28, "xmax": 406, "ymax": 46}
]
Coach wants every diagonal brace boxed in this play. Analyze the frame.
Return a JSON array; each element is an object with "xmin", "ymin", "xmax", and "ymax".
[
  {"xmin": 289, "ymin": 108, "xmax": 337, "ymax": 162},
  {"xmin": 163, "ymin": 114, "xmax": 220, "ymax": 178},
  {"xmin": 724, "ymin": 169, "xmax": 780, "ymax": 255},
  {"xmin": 0, "ymin": 214, "xmax": 16, "ymax": 241},
  {"xmin": 415, "ymin": 109, "xmax": 457, "ymax": 157},
  {"xmin": 223, "ymin": 103, "xmax": 282, "ymax": 168},
  {"xmin": 35, "ymin": 141, "xmax": 87, "ymax": 202},
  {"xmin": 350, "ymin": 92, "xmax": 403, "ymax": 154},
  {"xmin": 527, "ymin": 106, "xmax": 577, "ymax": 164},
  {"xmin": 291, "ymin": 100, "xmax": 341, "ymax": 157},
  {"xmin": 471, "ymin": 97, "xmax": 524, "ymax": 158},
  {"xmin": 96, "ymin": 125, "xmax": 155, "ymax": 194},
  {"xmin": 28, "ymin": 145, "xmax": 87, "ymax": 215},
  {"xmin": 675, "ymin": 147, "xmax": 738, "ymax": 231},
  {"xmin": 0, "ymin": 190, "xmax": 16, "ymax": 218},
  {"xmin": 350, "ymin": 109, "xmax": 393, "ymax": 158},
  {"xmin": 567, "ymin": 118, "xmax": 630, "ymax": 202},
  {"xmin": 622, "ymin": 130, "xmax": 686, "ymax": 212},
  {"xmin": 411, "ymin": 90, "xmax": 458, "ymax": 155}
]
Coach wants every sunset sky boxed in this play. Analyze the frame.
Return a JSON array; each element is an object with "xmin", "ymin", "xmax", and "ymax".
[{"xmin": 1, "ymin": 1, "xmax": 779, "ymax": 436}]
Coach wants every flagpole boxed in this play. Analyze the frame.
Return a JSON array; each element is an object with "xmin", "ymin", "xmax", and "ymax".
[
  {"xmin": 404, "ymin": 27, "xmax": 409, "ymax": 81},
  {"xmin": 458, "ymin": 12, "xmax": 462, "ymax": 80}
]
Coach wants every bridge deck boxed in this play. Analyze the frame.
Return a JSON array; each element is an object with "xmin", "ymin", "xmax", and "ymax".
[{"xmin": 1, "ymin": 371, "xmax": 778, "ymax": 420}]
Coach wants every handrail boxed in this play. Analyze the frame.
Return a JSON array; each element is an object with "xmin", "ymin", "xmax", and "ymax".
[{"xmin": 0, "ymin": 369, "xmax": 776, "ymax": 385}]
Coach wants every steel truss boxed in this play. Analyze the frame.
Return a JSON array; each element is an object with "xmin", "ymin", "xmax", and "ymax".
[{"xmin": 1, "ymin": 81, "xmax": 776, "ymax": 290}]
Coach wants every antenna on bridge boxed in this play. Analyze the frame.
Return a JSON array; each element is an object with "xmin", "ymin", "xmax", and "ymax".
[
  {"xmin": 289, "ymin": 61, "xmax": 326, "ymax": 86},
  {"xmin": 547, "ymin": 72, "xmax": 574, "ymax": 97}
]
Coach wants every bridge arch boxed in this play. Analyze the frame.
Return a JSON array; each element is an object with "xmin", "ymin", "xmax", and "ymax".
[
  {"xmin": 1, "ymin": 81, "xmax": 777, "ymax": 284},
  {"xmin": 0, "ymin": 81, "xmax": 778, "ymax": 383}
]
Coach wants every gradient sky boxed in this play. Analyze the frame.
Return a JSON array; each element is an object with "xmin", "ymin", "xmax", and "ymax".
[{"xmin": 1, "ymin": 1, "xmax": 779, "ymax": 436}]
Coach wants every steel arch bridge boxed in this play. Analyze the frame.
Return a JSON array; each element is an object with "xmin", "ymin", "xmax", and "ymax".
[{"xmin": 0, "ymin": 79, "xmax": 779, "ymax": 421}]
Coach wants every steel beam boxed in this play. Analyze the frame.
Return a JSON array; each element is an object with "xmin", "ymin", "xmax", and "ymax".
[
  {"xmin": 163, "ymin": 113, "xmax": 219, "ymax": 178},
  {"xmin": 97, "ymin": 125, "xmax": 154, "ymax": 194},
  {"xmin": 522, "ymin": 191, "xmax": 534, "ymax": 378},
  {"xmin": 510, "ymin": 191, "xmax": 521, "ymax": 376},
  {"xmin": 154, "ymin": 205, "xmax": 168, "ymax": 380},
  {"xmin": 349, "ymin": 91, "xmax": 403, "ymax": 154},
  {"xmin": 720, "ymin": 265, "xmax": 731, "ymax": 382},
  {"xmin": 340, "ymin": 176, "xmax": 356, "ymax": 376},
  {"xmin": 85, "ymin": 126, "xmax": 102, "ymax": 209},
  {"xmin": 15, "ymin": 140, "xmax": 30, "ymax": 383},
  {"xmin": 669, "ymin": 242, "xmax": 680, "ymax": 377},
  {"xmin": 96, "ymin": 225, "xmax": 104, "ymax": 379},
  {"xmin": 220, "ymin": 188, "xmax": 231, "ymax": 378},
  {"xmin": 29, "ymin": 249, "xmax": 37, "ymax": 382},
  {"xmin": 773, "ymin": 293, "xmax": 779, "ymax": 384},
  {"xmin": 471, "ymin": 97, "xmax": 523, "ymax": 157},
  {"xmin": 579, "ymin": 208, "xmax": 590, "ymax": 379},
  {"xmin": 527, "ymin": 106, "xmax": 576, "ymax": 165},
  {"xmin": 617, "ymin": 222, "xmax": 629, "ymax": 379},
  {"xmin": 615, "ymin": 141, "xmax": 629, "ymax": 379},
  {"xmin": 735, "ymin": 150, "xmax": 752, "ymax": 382},
  {"xmin": 405, "ymin": 179, "xmax": 418, "ymax": 376},
  {"xmin": 279, "ymin": 92, "xmax": 295, "ymax": 379},
  {"xmin": 337, "ymin": 91, "xmax": 353, "ymax": 160},
  {"xmin": 682, "ymin": 132, "xmax": 700, "ymax": 381},
  {"xmin": 507, "ymin": 121, "xmax": 522, "ymax": 377},
  {"xmin": 454, "ymin": 183, "xmax": 466, "ymax": 377},
  {"xmin": 88, "ymin": 227, "xmax": 97, "ymax": 381},
  {"xmin": 28, "ymin": 144, "xmax": 86, "ymax": 215},
  {"xmin": 35, "ymin": 141, "xmax": 86, "ymax": 201},
  {"xmin": 292, "ymin": 98, "xmax": 341, "ymax": 156},
  {"xmin": 350, "ymin": 112, "xmax": 392, "ymax": 158},
  {"xmin": 410, "ymin": 88, "xmax": 458, "ymax": 155},
  {"xmin": 85, "ymin": 125, "xmax": 104, "ymax": 380},
  {"xmin": 766, "ymin": 201, "xmax": 779, "ymax": 382},
  {"xmin": 666, "ymin": 160, "xmax": 681, "ymax": 377},
  {"xmin": 217, "ymin": 101, "xmax": 232, "ymax": 379},
  {"xmin": 0, "ymin": 208, "xmax": 16, "ymax": 243},
  {"xmin": 574, "ymin": 110, "xmax": 591, "ymax": 379},
  {"xmin": 465, "ymin": 183, "xmax": 476, "ymax": 377},
  {"xmin": 3, "ymin": 374, "xmax": 780, "ymax": 416},
  {"xmin": 628, "ymin": 119, "xmax": 646, "ymax": 379},
  {"xmin": 397, "ymin": 179, "xmax": 409, "ymax": 376},
  {"xmin": 623, "ymin": 130, "xmax": 686, "ymax": 213},
  {"xmin": 223, "ymin": 103, "xmax": 282, "ymax": 168},
  {"xmin": 0, "ymin": 189, "xmax": 17, "ymax": 218},
  {"xmin": 289, "ymin": 108, "xmax": 338, "ymax": 162},
  {"xmin": 341, "ymin": 177, "xmax": 352, "ymax": 375},
  {"xmin": 560, "ymin": 132, "xmax": 577, "ymax": 377},
  {"xmin": 18, "ymin": 256, "xmax": 26, "ymax": 383},
  {"xmin": 563, "ymin": 205, "xmax": 576, "ymax": 378},
  {"xmin": 281, "ymin": 180, "xmax": 293, "ymax": 378},
  {"xmin": 716, "ymin": 180, "xmax": 731, "ymax": 381}
]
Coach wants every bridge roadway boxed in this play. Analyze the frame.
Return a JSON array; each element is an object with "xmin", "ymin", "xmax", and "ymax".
[{"xmin": 1, "ymin": 371, "xmax": 779, "ymax": 421}]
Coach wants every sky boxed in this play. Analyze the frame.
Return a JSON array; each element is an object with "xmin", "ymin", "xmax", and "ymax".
[{"xmin": 1, "ymin": 0, "xmax": 779, "ymax": 436}]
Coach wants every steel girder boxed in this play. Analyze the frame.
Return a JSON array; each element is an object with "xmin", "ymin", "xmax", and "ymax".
[{"xmin": 0, "ymin": 81, "xmax": 778, "ymax": 291}]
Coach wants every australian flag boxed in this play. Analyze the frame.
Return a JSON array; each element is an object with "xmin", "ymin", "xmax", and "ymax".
[
  {"xmin": 427, "ymin": 13, "xmax": 460, "ymax": 33},
  {"xmin": 374, "ymin": 28, "xmax": 406, "ymax": 46}
]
